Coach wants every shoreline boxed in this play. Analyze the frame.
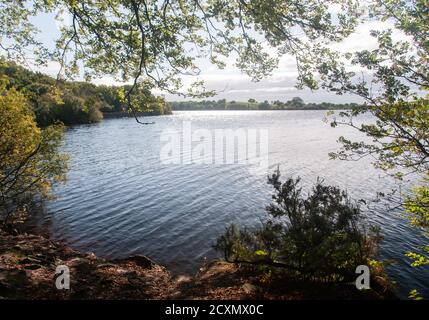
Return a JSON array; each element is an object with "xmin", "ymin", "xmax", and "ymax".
[
  {"xmin": 102, "ymin": 111, "xmax": 171, "ymax": 119},
  {"xmin": 170, "ymin": 108, "xmax": 351, "ymax": 111},
  {"xmin": 0, "ymin": 229, "xmax": 397, "ymax": 300}
]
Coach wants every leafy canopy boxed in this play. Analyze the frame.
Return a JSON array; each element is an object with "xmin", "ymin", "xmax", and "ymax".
[{"xmin": 0, "ymin": 0, "xmax": 360, "ymax": 98}]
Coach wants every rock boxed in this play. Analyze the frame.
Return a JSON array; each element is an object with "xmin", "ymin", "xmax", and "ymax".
[
  {"xmin": 118, "ymin": 255, "xmax": 157, "ymax": 269},
  {"xmin": 242, "ymin": 283, "xmax": 259, "ymax": 294},
  {"xmin": 66, "ymin": 257, "xmax": 90, "ymax": 267}
]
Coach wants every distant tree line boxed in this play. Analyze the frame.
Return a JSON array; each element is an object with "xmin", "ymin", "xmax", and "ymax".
[
  {"xmin": 0, "ymin": 61, "xmax": 172, "ymax": 126},
  {"xmin": 170, "ymin": 97, "xmax": 360, "ymax": 111}
]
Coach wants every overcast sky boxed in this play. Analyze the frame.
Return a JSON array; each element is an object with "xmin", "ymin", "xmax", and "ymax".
[{"xmin": 28, "ymin": 8, "xmax": 407, "ymax": 104}]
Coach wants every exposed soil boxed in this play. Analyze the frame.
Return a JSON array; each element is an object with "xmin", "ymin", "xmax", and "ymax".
[{"xmin": 0, "ymin": 230, "xmax": 396, "ymax": 300}]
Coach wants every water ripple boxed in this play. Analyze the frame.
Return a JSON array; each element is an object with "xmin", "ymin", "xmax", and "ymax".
[{"xmin": 40, "ymin": 111, "xmax": 428, "ymax": 298}]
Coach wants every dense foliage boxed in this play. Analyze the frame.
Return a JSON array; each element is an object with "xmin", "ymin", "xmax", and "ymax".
[
  {"xmin": 0, "ymin": 78, "xmax": 68, "ymax": 226},
  {"xmin": 171, "ymin": 97, "xmax": 359, "ymax": 111},
  {"xmin": 294, "ymin": 0, "xmax": 429, "ymax": 293},
  {"xmin": 215, "ymin": 170, "xmax": 380, "ymax": 281},
  {"xmin": 0, "ymin": 60, "xmax": 171, "ymax": 126}
]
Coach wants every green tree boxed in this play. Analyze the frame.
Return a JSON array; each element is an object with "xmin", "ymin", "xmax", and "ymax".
[
  {"xmin": 0, "ymin": 79, "xmax": 68, "ymax": 226},
  {"xmin": 0, "ymin": 60, "xmax": 171, "ymax": 125},
  {"xmin": 288, "ymin": 97, "xmax": 305, "ymax": 109},
  {"xmin": 258, "ymin": 100, "xmax": 271, "ymax": 110}
]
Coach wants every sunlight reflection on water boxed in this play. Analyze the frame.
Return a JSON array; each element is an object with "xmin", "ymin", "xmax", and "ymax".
[{"xmin": 40, "ymin": 110, "xmax": 428, "ymax": 298}]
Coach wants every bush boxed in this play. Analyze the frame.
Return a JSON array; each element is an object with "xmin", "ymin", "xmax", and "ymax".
[{"xmin": 215, "ymin": 169, "xmax": 381, "ymax": 282}]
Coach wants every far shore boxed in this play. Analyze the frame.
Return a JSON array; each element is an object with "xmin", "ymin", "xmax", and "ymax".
[{"xmin": 169, "ymin": 108, "xmax": 352, "ymax": 111}]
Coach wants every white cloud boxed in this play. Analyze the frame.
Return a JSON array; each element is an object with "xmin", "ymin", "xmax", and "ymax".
[
  {"xmin": 91, "ymin": 76, "xmax": 123, "ymax": 86},
  {"xmin": 228, "ymin": 87, "xmax": 297, "ymax": 94},
  {"xmin": 30, "ymin": 61, "xmax": 61, "ymax": 77}
]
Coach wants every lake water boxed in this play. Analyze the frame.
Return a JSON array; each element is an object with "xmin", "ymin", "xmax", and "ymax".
[{"xmin": 40, "ymin": 110, "xmax": 428, "ymax": 298}]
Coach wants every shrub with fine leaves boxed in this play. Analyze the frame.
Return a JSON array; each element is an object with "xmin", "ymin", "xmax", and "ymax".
[{"xmin": 215, "ymin": 169, "xmax": 381, "ymax": 281}]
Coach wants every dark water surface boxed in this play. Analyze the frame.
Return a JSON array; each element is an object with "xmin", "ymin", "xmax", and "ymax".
[{"xmin": 41, "ymin": 110, "xmax": 428, "ymax": 298}]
